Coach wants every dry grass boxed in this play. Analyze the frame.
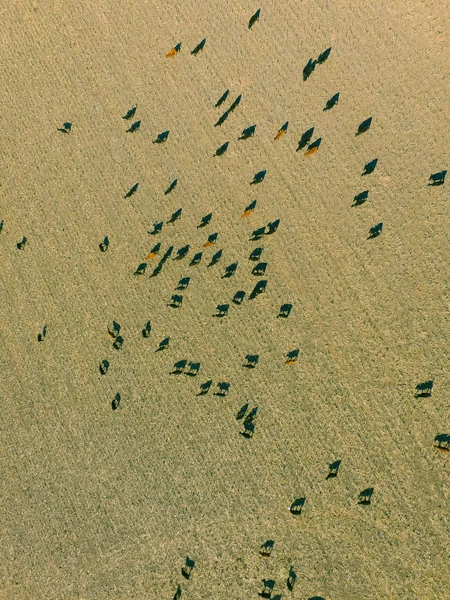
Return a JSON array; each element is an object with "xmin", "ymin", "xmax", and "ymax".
[{"xmin": 1, "ymin": 1, "xmax": 449, "ymax": 599}]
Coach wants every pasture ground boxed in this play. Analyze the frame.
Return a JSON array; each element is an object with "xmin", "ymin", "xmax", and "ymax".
[{"xmin": 1, "ymin": 1, "xmax": 449, "ymax": 598}]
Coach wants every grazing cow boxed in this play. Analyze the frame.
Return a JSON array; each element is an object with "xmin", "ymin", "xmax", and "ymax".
[
  {"xmin": 326, "ymin": 459, "xmax": 341, "ymax": 479},
  {"xmin": 190, "ymin": 252, "xmax": 203, "ymax": 266},
  {"xmin": 303, "ymin": 58, "xmax": 316, "ymax": 81},
  {"xmin": 208, "ymin": 249, "xmax": 223, "ymax": 267},
  {"xmin": 317, "ymin": 46, "xmax": 332, "ymax": 63},
  {"xmin": 150, "ymin": 263, "xmax": 163, "ymax": 278},
  {"xmin": 191, "ymin": 38, "xmax": 206, "ymax": 55},
  {"xmin": 142, "ymin": 320, "xmax": 152, "ymax": 338},
  {"xmin": 185, "ymin": 362, "xmax": 201, "ymax": 377},
  {"xmin": 150, "ymin": 262, "xmax": 164, "ymax": 277},
  {"xmin": 290, "ymin": 497, "xmax": 306, "ymax": 515},
  {"xmin": 252, "ymin": 262, "xmax": 267, "ymax": 276},
  {"xmin": 215, "ymin": 110, "xmax": 230, "ymax": 127},
  {"xmin": 356, "ymin": 117, "xmax": 372, "ymax": 136},
  {"xmin": 232, "ymin": 290, "xmax": 246, "ymax": 304},
  {"xmin": 99, "ymin": 236, "xmax": 109, "ymax": 252},
  {"xmin": 287, "ymin": 566, "xmax": 297, "ymax": 591},
  {"xmin": 415, "ymin": 380, "xmax": 434, "ymax": 397},
  {"xmin": 249, "ymin": 247, "xmax": 264, "ymax": 261},
  {"xmin": 358, "ymin": 487, "xmax": 374, "ymax": 505},
  {"xmin": 166, "ymin": 43, "xmax": 181, "ymax": 58},
  {"xmin": 241, "ymin": 408, "xmax": 258, "ymax": 436},
  {"xmin": 222, "ymin": 262, "xmax": 238, "ymax": 278},
  {"xmin": 108, "ymin": 321, "xmax": 121, "ymax": 338},
  {"xmin": 148, "ymin": 222, "xmax": 163, "ymax": 235},
  {"xmin": 173, "ymin": 584, "xmax": 182, "ymax": 600},
  {"xmin": 285, "ymin": 348, "xmax": 299, "ymax": 364},
  {"xmin": 428, "ymin": 170, "xmax": 446, "ymax": 186},
  {"xmin": 304, "ymin": 138, "xmax": 321, "ymax": 156},
  {"xmin": 250, "ymin": 226, "xmax": 266, "ymax": 241},
  {"xmin": 113, "ymin": 335, "xmax": 124, "ymax": 350},
  {"xmin": 57, "ymin": 122, "xmax": 72, "ymax": 133},
  {"xmin": 160, "ymin": 246, "xmax": 174, "ymax": 264},
  {"xmin": 248, "ymin": 8, "xmax": 261, "ymax": 28},
  {"xmin": 134, "ymin": 263, "xmax": 147, "ymax": 276},
  {"xmin": 126, "ymin": 120, "xmax": 141, "ymax": 133},
  {"xmin": 168, "ymin": 294, "xmax": 183, "ymax": 308},
  {"xmin": 197, "ymin": 213, "xmax": 212, "ymax": 228},
  {"xmin": 249, "ymin": 279, "xmax": 267, "ymax": 299},
  {"xmin": 165, "ymin": 179, "xmax": 178, "ymax": 195},
  {"xmin": 0, "ymin": 220, "xmax": 3, "ymax": 232},
  {"xmin": 176, "ymin": 276, "xmax": 191, "ymax": 291},
  {"xmin": 259, "ymin": 579, "xmax": 275, "ymax": 599},
  {"xmin": 111, "ymin": 392, "xmax": 121, "ymax": 410},
  {"xmin": 251, "ymin": 169, "xmax": 266, "ymax": 185},
  {"xmin": 433, "ymin": 434, "xmax": 450, "ymax": 451},
  {"xmin": 239, "ymin": 124, "xmax": 256, "ymax": 140},
  {"xmin": 197, "ymin": 380, "xmax": 213, "ymax": 395},
  {"xmin": 122, "ymin": 105, "xmax": 137, "ymax": 120},
  {"xmin": 244, "ymin": 407, "xmax": 258, "ymax": 425},
  {"xmin": 203, "ymin": 232, "xmax": 218, "ymax": 247},
  {"xmin": 265, "ymin": 219, "xmax": 280, "ymax": 235},
  {"xmin": 243, "ymin": 354, "xmax": 259, "ymax": 368},
  {"xmin": 259, "ymin": 540, "xmax": 274, "ymax": 557},
  {"xmin": 352, "ymin": 190, "xmax": 369, "ymax": 206},
  {"xmin": 278, "ymin": 303, "xmax": 292, "ymax": 318},
  {"xmin": 324, "ymin": 92, "xmax": 339, "ymax": 111},
  {"xmin": 57, "ymin": 121, "xmax": 72, "ymax": 133},
  {"xmin": 215, "ymin": 141, "xmax": 229, "ymax": 156},
  {"xmin": 156, "ymin": 337, "xmax": 170, "ymax": 352},
  {"xmin": 214, "ymin": 303, "xmax": 229, "ymax": 317},
  {"xmin": 362, "ymin": 158, "xmax": 378, "ymax": 175},
  {"xmin": 167, "ymin": 208, "xmax": 182, "ymax": 224},
  {"xmin": 229, "ymin": 94, "xmax": 242, "ymax": 112},
  {"xmin": 153, "ymin": 130, "xmax": 170, "ymax": 143},
  {"xmin": 146, "ymin": 242, "xmax": 161, "ymax": 260},
  {"xmin": 215, "ymin": 89, "xmax": 229, "ymax": 108},
  {"xmin": 368, "ymin": 222, "xmax": 383, "ymax": 238},
  {"xmin": 236, "ymin": 403, "xmax": 249, "ymax": 420},
  {"xmin": 147, "ymin": 250, "xmax": 164, "ymax": 270},
  {"xmin": 37, "ymin": 324, "xmax": 47, "ymax": 342},
  {"xmin": 99, "ymin": 359, "xmax": 110, "ymax": 375},
  {"xmin": 173, "ymin": 245, "xmax": 190, "ymax": 260},
  {"xmin": 153, "ymin": 253, "xmax": 170, "ymax": 272},
  {"xmin": 56, "ymin": 121, "xmax": 72, "ymax": 133},
  {"xmin": 214, "ymin": 90, "xmax": 230, "ymax": 108},
  {"xmin": 297, "ymin": 126, "xmax": 314, "ymax": 151},
  {"xmin": 17, "ymin": 236, "xmax": 27, "ymax": 250},
  {"xmin": 125, "ymin": 182, "xmax": 139, "ymax": 198},
  {"xmin": 215, "ymin": 381, "xmax": 230, "ymax": 396},
  {"xmin": 274, "ymin": 121, "xmax": 288, "ymax": 140},
  {"xmin": 241, "ymin": 199, "xmax": 257, "ymax": 218},
  {"xmin": 240, "ymin": 421, "xmax": 255, "ymax": 438},
  {"xmin": 182, "ymin": 556, "xmax": 195, "ymax": 579},
  {"xmin": 171, "ymin": 359, "xmax": 187, "ymax": 374}
]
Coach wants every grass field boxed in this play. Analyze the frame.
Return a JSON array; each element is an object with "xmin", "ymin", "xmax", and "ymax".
[{"xmin": 1, "ymin": 1, "xmax": 449, "ymax": 598}]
